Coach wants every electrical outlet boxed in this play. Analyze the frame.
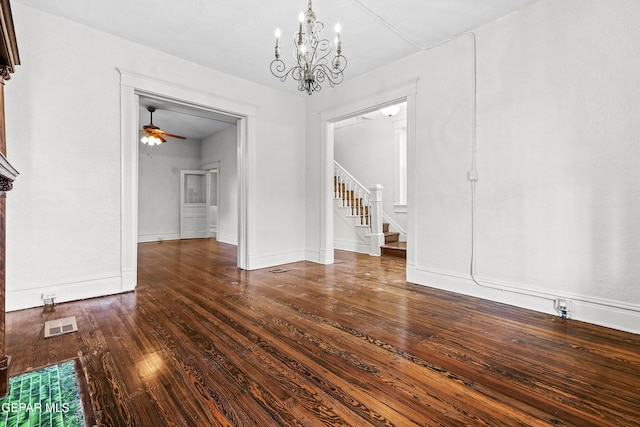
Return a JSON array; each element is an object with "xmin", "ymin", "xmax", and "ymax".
[
  {"xmin": 42, "ymin": 292, "xmax": 57, "ymax": 301},
  {"xmin": 554, "ymin": 298, "xmax": 571, "ymax": 319}
]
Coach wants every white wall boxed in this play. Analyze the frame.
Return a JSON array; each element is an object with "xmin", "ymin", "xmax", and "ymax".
[
  {"xmin": 201, "ymin": 126, "xmax": 238, "ymax": 245},
  {"xmin": 5, "ymin": 4, "xmax": 306, "ymax": 310},
  {"xmin": 306, "ymin": 0, "xmax": 640, "ymax": 334},
  {"xmin": 138, "ymin": 138, "xmax": 203, "ymax": 243}
]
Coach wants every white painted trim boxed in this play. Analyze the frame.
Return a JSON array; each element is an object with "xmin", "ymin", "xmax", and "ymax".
[
  {"xmin": 120, "ymin": 87, "xmax": 139, "ymax": 292},
  {"xmin": 247, "ymin": 250, "xmax": 307, "ymax": 271},
  {"xmin": 393, "ymin": 205, "xmax": 407, "ymax": 214},
  {"xmin": 217, "ymin": 232, "xmax": 238, "ymax": 246},
  {"xmin": 408, "ymin": 265, "xmax": 640, "ymax": 335},
  {"xmin": 320, "ymin": 80, "xmax": 420, "ymax": 122},
  {"xmin": 202, "ymin": 161, "xmax": 221, "ymax": 240},
  {"xmin": 7, "ymin": 275, "xmax": 124, "ymax": 312},
  {"xmin": 334, "ymin": 239, "xmax": 370, "ymax": 254},
  {"xmin": 405, "ymin": 90, "xmax": 418, "ymax": 270},
  {"xmin": 237, "ymin": 115, "xmax": 255, "ymax": 270},
  {"xmin": 319, "ymin": 79, "xmax": 419, "ymax": 266},
  {"xmin": 137, "ymin": 233, "xmax": 180, "ymax": 243},
  {"xmin": 119, "ymin": 70, "xmax": 257, "ymax": 282},
  {"xmin": 319, "ymin": 120, "xmax": 335, "ymax": 265},
  {"xmin": 305, "ymin": 250, "xmax": 323, "ymax": 264}
]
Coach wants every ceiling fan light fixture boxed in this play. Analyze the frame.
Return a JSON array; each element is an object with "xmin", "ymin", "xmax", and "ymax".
[{"xmin": 140, "ymin": 105, "xmax": 187, "ymax": 146}]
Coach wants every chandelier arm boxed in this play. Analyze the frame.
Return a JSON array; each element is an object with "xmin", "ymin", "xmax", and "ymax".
[
  {"xmin": 312, "ymin": 62, "xmax": 344, "ymax": 87},
  {"xmin": 271, "ymin": 58, "xmax": 299, "ymax": 82}
]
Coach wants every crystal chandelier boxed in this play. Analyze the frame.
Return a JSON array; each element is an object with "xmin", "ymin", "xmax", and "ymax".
[{"xmin": 270, "ymin": 0, "xmax": 346, "ymax": 95}]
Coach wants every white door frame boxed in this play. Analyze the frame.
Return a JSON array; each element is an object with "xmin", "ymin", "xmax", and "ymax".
[
  {"xmin": 119, "ymin": 70, "xmax": 256, "ymax": 291},
  {"xmin": 203, "ymin": 161, "xmax": 221, "ymax": 238},
  {"xmin": 319, "ymin": 80, "xmax": 418, "ymax": 267}
]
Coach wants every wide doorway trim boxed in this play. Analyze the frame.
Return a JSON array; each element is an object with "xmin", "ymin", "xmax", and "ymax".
[
  {"xmin": 319, "ymin": 79, "xmax": 418, "ymax": 266},
  {"xmin": 119, "ymin": 70, "xmax": 256, "ymax": 290}
]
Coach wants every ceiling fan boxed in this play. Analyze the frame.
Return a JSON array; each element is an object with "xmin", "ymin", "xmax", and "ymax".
[{"xmin": 140, "ymin": 106, "xmax": 187, "ymax": 145}]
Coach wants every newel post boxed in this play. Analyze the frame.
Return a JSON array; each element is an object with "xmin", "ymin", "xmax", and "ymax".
[{"xmin": 368, "ymin": 184, "xmax": 384, "ymax": 256}]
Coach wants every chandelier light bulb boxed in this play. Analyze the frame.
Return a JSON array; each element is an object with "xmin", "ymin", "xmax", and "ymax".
[{"xmin": 141, "ymin": 136, "xmax": 149, "ymax": 144}]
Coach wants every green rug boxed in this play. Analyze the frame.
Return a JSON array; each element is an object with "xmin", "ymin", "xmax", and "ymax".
[{"xmin": 0, "ymin": 360, "xmax": 86, "ymax": 427}]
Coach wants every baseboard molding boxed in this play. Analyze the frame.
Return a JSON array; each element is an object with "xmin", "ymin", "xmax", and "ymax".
[
  {"xmin": 217, "ymin": 232, "xmax": 238, "ymax": 246},
  {"xmin": 7, "ymin": 275, "xmax": 127, "ymax": 312},
  {"xmin": 334, "ymin": 239, "xmax": 370, "ymax": 254},
  {"xmin": 408, "ymin": 265, "xmax": 640, "ymax": 335},
  {"xmin": 121, "ymin": 269, "xmax": 136, "ymax": 292},
  {"xmin": 305, "ymin": 249, "xmax": 334, "ymax": 265},
  {"xmin": 247, "ymin": 250, "xmax": 306, "ymax": 271},
  {"xmin": 137, "ymin": 233, "xmax": 180, "ymax": 243}
]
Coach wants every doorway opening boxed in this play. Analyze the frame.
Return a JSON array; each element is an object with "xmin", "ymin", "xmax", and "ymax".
[
  {"xmin": 119, "ymin": 70, "xmax": 256, "ymax": 291},
  {"xmin": 137, "ymin": 96, "xmax": 237, "ymax": 245},
  {"xmin": 332, "ymin": 102, "xmax": 408, "ymax": 259},
  {"xmin": 319, "ymin": 80, "xmax": 417, "ymax": 271}
]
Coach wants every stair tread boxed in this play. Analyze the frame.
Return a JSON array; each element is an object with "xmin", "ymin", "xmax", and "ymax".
[
  {"xmin": 381, "ymin": 241, "xmax": 406, "ymax": 250},
  {"xmin": 381, "ymin": 241, "xmax": 407, "ymax": 259}
]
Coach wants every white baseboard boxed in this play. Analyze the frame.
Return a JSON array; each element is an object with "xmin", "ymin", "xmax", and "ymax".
[
  {"xmin": 7, "ymin": 275, "xmax": 128, "ymax": 312},
  {"xmin": 407, "ymin": 265, "xmax": 640, "ymax": 335},
  {"xmin": 217, "ymin": 232, "xmax": 238, "ymax": 246},
  {"xmin": 247, "ymin": 250, "xmax": 306, "ymax": 270},
  {"xmin": 305, "ymin": 249, "xmax": 334, "ymax": 265},
  {"xmin": 137, "ymin": 233, "xmax": 180, "ymax": 243},
  {"xmin": 121, "ymin": 269, "xmax": 137, "ymax": 292},
  {"xmin": 334, "ymin": 239, "xmax": 370, "ymax": 254}
]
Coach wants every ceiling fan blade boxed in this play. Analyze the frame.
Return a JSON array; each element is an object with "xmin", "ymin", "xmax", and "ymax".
[
  {"xmin": 162, "ymin": 132, "xmax": 187, "ymax": 140},
  {"xmin": 140, "ymin": 106, "xmax": 186, "ymax": 141}
]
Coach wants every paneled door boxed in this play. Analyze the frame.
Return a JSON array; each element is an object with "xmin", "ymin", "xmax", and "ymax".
[{"xmin": 180, "ymin": 170, "xmax": 209, "ymax": 239}]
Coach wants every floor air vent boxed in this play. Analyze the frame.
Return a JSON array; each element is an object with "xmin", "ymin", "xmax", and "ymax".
[
  {"xmin": 270, "ymin": 268, "xmax": 291, "ymax": 274},
  {"xmin": 44, "ymin": 316, "xmax": 78, "ymax": 338}
]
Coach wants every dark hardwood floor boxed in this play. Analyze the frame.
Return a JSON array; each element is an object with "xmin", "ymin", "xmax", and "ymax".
[{"xmin": 6, "ymin": 239, "xmax": 640, "ymax": 426}]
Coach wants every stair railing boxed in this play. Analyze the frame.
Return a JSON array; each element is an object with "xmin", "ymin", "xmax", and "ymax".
[{"xmin": 333, "ymin": 162, "xmax": 384, "ymax": 254}]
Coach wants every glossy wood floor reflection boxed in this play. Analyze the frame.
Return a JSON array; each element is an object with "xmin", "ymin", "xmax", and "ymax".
[{"xmin": 6, "ymin": 239, "xmax": 640, "ymax": 426}]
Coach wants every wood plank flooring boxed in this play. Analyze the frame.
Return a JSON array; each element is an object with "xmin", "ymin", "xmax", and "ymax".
[{"xmin": 5, "ymin": 239, "xmax": 640, "ymax": 426}]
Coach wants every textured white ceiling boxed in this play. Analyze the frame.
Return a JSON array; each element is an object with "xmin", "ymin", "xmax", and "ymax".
[{"xmin": 13, "ymin": 0, "xmax": 542, "ymax": 136}]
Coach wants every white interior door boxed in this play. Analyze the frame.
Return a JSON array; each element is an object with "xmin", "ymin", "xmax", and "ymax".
[{"xmin": 180, "ymin": 170, "xmax": 209, "ymax": 239}]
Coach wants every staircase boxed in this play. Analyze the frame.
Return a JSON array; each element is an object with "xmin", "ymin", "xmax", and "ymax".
[
  {"xmin": 333, "ymin": 161, "xmax": 406, "ymax": 258},
  {"xmin": 381, "ymin": 223, "xmax": 407, "ymax": 258}
]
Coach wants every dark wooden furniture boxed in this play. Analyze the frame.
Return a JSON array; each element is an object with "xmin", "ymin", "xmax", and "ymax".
[{"xmin": 0, "ymin": 0, "xmax": 20, "ymax": 398}]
